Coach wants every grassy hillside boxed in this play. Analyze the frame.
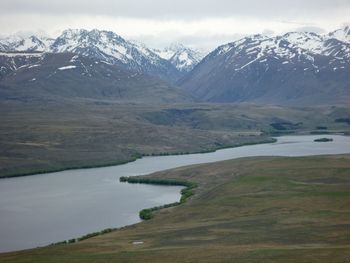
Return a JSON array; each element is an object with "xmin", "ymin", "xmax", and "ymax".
[
  {"xmin": 1, "ymin": 155, "xmax": 349, "ymax": 262},
  {"xmin": 1, "ymin": 100, "xmax": 350, "ymax": 177}
]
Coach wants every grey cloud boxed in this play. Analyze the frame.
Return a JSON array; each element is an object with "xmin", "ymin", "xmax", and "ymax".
[
  {"xmin": 1, "ymin": 0, "xmax": 349, "ymax": 51},
  {"xmin": 134, "ymin": 33, "xmax": 246, "ymax": 51},
  {"xmin": 262, "ymin": 29, "xmax": 275, "ymax": 36},
  {"xmin": 1, "ymin": 0, "xmax": 350, "ymax": 20},
  {"xmin": 294, "ymin": 26, "xmax": 326, "ymax": 34}
]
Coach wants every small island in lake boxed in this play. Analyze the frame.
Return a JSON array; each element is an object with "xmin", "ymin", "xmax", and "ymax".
[{"xmin": 314, "ymin": 138, "xmax": 334, "ymax": 142}]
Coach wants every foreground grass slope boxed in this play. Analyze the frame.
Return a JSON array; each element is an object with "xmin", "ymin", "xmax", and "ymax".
[{"xmin": 1, "ymin": 155, "xmax": 349, "ymax": 262}]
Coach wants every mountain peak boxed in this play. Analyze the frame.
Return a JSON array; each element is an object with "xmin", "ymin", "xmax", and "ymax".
[
  {"xmin": 328, "ymin": 26, "xmax": 350, "ymax": 44},
  {"xmin": 61, "ymin": 28, "xmax": 88, "ymax": 37},
  {"xmin": 168, "ymin": 42, "xmax": 187, "ymax": 51},
  {"xmin": 154, "ymin": 43, "xmax": 206, "ymax": 72},
  {"xmin": 247, "ymin": 34, "xmax": 269, "ymax": 40}
]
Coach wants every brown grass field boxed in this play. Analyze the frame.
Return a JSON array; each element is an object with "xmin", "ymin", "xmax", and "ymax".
[
  {"xmin": 1, "ymin": 154, "xmax": 349, "ymax": 262},
  {"xmin": 1, "ymin": 99, "xmax": 350, "ymax": 178}
]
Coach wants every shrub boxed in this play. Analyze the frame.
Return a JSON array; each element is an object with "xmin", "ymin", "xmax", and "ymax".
[{"xmin": 120, "ymin": 177, "xmax": 197, "ymax": 220}]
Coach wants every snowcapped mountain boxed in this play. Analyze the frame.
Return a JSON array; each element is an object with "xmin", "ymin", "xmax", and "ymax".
[
  {"xmin": 50, "ymin": 29, "xmax": 181, "ymax": 82},
  {"xmin": 154, "ymin": 43, "xmax": 206, "ymax": 72},
  {"xmin": 0, "ymin": 29, "xmax": 184, "ymax": 82},
  {"xmin": 0, "ymin": 29, "xmax": 208, "ymax": 82},
  {"xmin": 180, "ymin": 27, "xmax": 350, "ymax": 105},
  {"xmin": 0, "ymin": 35, "xmax": 54, "ymax": 52}
]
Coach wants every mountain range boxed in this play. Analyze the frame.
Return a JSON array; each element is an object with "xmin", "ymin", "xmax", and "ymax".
[
  {"xmin": 0, "ymin": 29, "xmax": 204, "ymax": 82},
  {"xmin": 0, "ymin": 27, "xmax": 349, "ymax": 105}
]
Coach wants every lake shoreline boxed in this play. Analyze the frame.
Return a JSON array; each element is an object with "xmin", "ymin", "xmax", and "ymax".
[
  {"xmin": 2, "ymin": 154, "xmax": 350, "ymax": 262},
  {"xmin": 46, "ymin": 178, "xmax": 197, "ymax": 248},
  {"xmin": 4, "ymin": 130, "xmax": 347, "ymax": 179},
  {"xmin": 1, "ymin": 134, "xmax": 349, "ymax": 253}
]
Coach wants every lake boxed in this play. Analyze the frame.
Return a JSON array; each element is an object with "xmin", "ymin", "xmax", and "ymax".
[{"xmin": 0, "ymin": 134, "xmax": 350, "ymax": 252}]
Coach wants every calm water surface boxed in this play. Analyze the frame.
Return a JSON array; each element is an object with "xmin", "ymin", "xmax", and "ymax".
[{"xmin": 0, "ymin": 134, "xmax": 350, "ymax": 252}]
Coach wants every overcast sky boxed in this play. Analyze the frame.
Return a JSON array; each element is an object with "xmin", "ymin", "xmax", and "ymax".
[{"xmin": 1, "ymin": 0, "xmax": 349, "ymax": 50}]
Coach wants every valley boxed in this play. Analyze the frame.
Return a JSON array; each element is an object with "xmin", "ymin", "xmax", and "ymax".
[{"xmin": 0, "ymin": 21, "xmax": 349, "ymax": 263}]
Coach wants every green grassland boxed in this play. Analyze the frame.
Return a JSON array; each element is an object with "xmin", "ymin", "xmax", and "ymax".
[
  {"xmin": 1, "ymin": 99, "xmax": 350, "ymax": 178},
  {"xmin": 1, "ymin": 155, "xmax": 349, "ymax": 262}
]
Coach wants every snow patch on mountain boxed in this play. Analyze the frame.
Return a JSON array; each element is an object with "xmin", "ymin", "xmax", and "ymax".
[
  {"xmin": 58, "ymin": 65, "xmax": 77, "ymax": 70},
  {"xmin": 0, "ymin": 52, "xmax": 44, "ymax": 57},
  {"xmin": 282, "ymin": 32, "xmax": 325, "ymax": 54}
]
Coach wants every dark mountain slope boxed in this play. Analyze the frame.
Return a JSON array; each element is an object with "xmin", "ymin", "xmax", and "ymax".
[{"xmin": 0, "ymin": 52, "xmax": 192, "ymax": 103}]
